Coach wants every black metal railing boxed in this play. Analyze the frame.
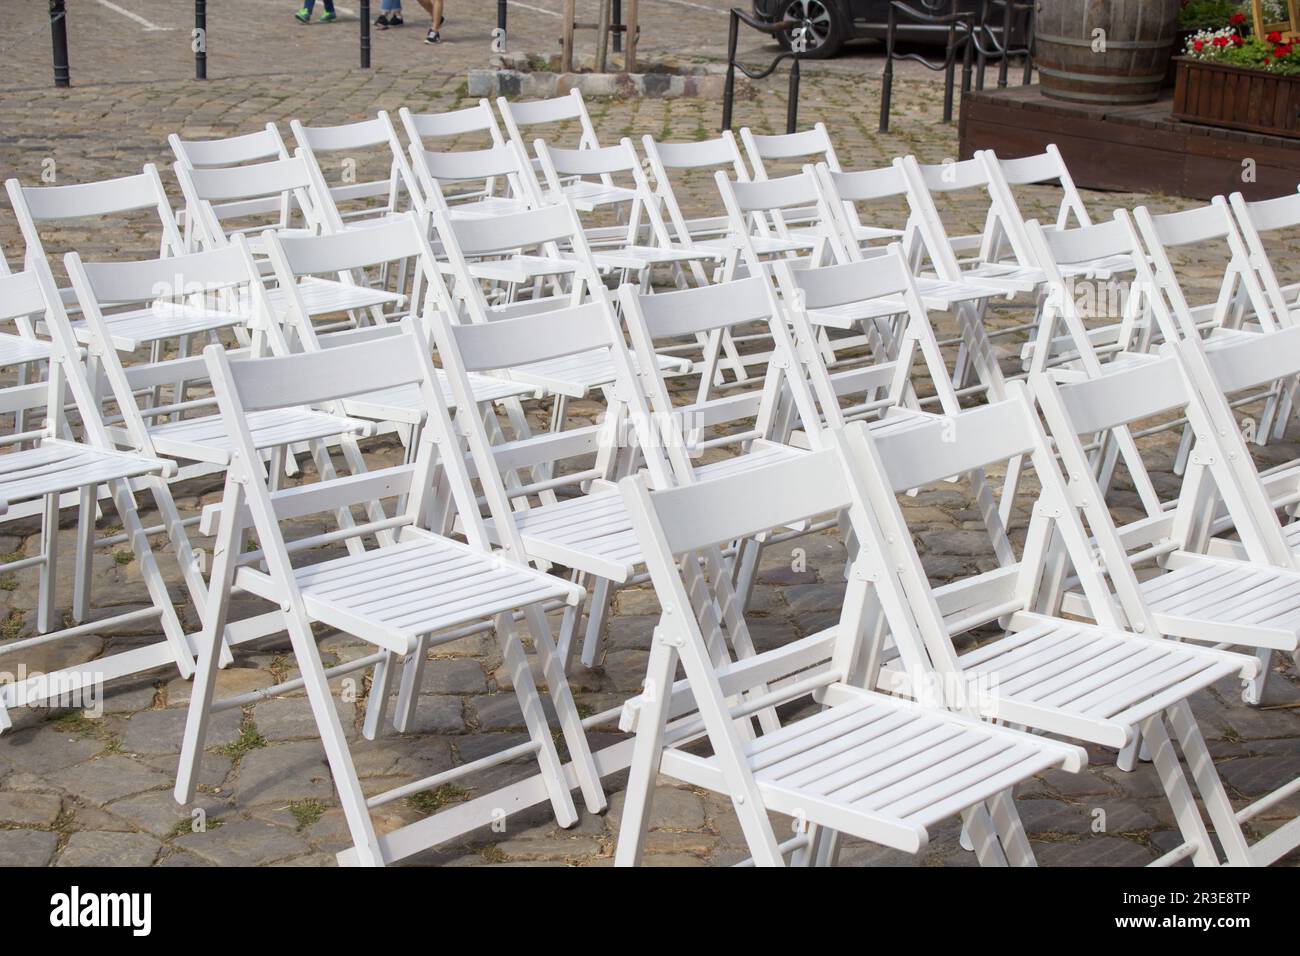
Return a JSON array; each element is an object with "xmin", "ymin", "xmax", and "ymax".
[
  {"xmin": 971, "ymin": 0, "xmax": 1033, "ymax": 91},
  {"xmin": 721, "ymin": 8, "xmax": 805, "ymax": 135},
  {"xmin": 879, "ymin": 1, "xmax": 975, "ymax": 133}
]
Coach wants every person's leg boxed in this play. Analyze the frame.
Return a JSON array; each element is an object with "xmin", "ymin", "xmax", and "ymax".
[
  {"xmin": 295, "ymin": 0, "xmax": 314, "ymax": 22},
  {"xmin": 377, "ymin": 0, "xmax": 399, "ymax": 27},
  {"xmin": 320, "ymin": 0, "xmax": 336, "ymax": 18}
]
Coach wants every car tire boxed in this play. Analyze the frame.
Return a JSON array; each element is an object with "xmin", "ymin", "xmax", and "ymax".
[{"xmin": 773, "ymin": 0, "xmax": 847, "ymax": 59}]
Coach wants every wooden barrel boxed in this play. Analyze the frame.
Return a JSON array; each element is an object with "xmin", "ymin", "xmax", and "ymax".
[{"xmin": 1034, "ymin": 0, "xmax": 1181, "ymax": 105}]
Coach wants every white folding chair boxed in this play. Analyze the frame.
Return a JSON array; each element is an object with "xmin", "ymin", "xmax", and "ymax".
[
  {"xmin": 641, "ymin": 131, "xmax": 754, "ymax": 247},
  {"xmin": 853, "ymin": 385, "xmax": 1259, "ymax": 867},
  {"xmin": 169, "ymin": 124, "xmax": 295, "ymax": 252},
  {"xmin": 290, "ymin": 112, "xmax": 415, "ymax": 228},
  {"xmin": 1229, "ymin": 187, "xmax": 1300, "ymax": 331},
  {"xmin": 1032, "ymin": 355, "xmax": 1300, "ymax": 863},
  {"xmin": 65, "ymin": 241, "xmax": 372, "ymax": 631},
  {"xmin": 174, "ymin": 153, "xmax": 407, "ymax": 327},
  {"xmin": 496, "ymin": 89, "xmax": 604, "ymax": 184},
  {"xmin": 614, "ymin": 421, "xmax": 1087, "ymax": 866},
  {"xmin": 0, "ymin": 261, "xmax": 190, "ymax": 729},
  {"xmin": 5, "ymin": 166, "xmax": 186, "ymax": 310},
  {"xmin": 977, "ymin": 146, "xmax": 1098, "ymax": 259},
  {"xmin": 533, "ymin": 138, "xmax": 726, "ymax": 277},
  {"xmin": 174, "ymin": 325, "xmax": 599, "ymax": 867},
  {"xmin": 261, "ymin": 212, "xmax": 538, "ymax": 447},
  {"xmin": 406, "ymin": 140, "xmax": 538, "ymax": 223}
]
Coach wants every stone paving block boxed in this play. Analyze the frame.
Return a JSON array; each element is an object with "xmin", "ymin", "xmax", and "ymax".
[
  {"xmin": 108, "ymin": 790, "xmax": 231, "ymax": 839},
  {"xmin": 122, "ymin": 707, "xmax": 242, "ymax": 755},
  {"xmin": 173, "ymin": 818, "xmax": 312, "ymax": 867},
  {"xmin": 252, "ymin": 695, "xmax": 358, "ymax": 742},
  {"xmin": 0, "ymin": 791, "xmax": 62, "ymax": 827},
  {"xmin": 232, "ymin": 741, "xmax": 334, "ymax": 806},
  {"xmin": 48, "ymin": 754, "xmax": 172, "ymax": 804},
  {"xmin": 1035, "ymin": 836, "xmax": 1156, "ymax": 867},
  {"xmin": 0, "ymin": 828, "xmax": 59, "ymax": 866},
  {"xmin": 56, "ymin": 831, "xmax": 162, "ymax": 867}
]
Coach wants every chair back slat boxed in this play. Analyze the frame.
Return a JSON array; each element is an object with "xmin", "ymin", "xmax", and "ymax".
[
  {"xmin": 742, "ymin": 126, "xmax": 831, "ymax": 161},
  {"xmin": 448, "ymin": 302, "xmax": 612, "ymax": 372},
  {"xmin": 537, "ymin": 142, "xmax": 632, "ymax": 177},
  {"xmin": 1200, "ymin": 325, "xmax": 1300, "ymax": 395},
  {"xmin": 651, "ymin": 136, "xmax": 744, "ymax": 170},
  {"xmin": 725, "ymin": 172, "xmax": 820, "ymax": 213},
  {"xmin": 1232, "ymin": 189, "xmax": 1300, "ymax": 233},
  {"xmin": 216, "ymin": 334, "xmax": 427, "ymax": 412},
  {"xmin": 70, "ymin": 244, "xmax": 253, "ymax": 304},
  {"xmin": 170, "ymin": 126, "xmax": 285, "ymax": 167},
  {"xmin": 638, "ymin": 446, "xmax": 849, "ymax": 555},
  {"xmin": 913, "ymin": 157, "xmax": 990, "ymax": 193},
  {"xmin": 447, "ymin": 203, "xmax": 574, "ymax": 255},
  {"xmin": 0, "ymin": 269, "xmax": 51, "ymax": 320},
  {"xmin": 786, "ymin": 255, "xmax": 909, "ymax": 308},
  {"xmin": 500, "ymin": 93, "xmax": 585, "ymax": 126},
  {"xmin": 9, "ymin": 170, "xmax": 165, "ymax": 221},
  {"xmin": 823, "ymin": 165, "xmax": 906, "ymax": 201},
  {"xmin": 993, "ymin": 150, "xmax": 1065, "ymax": 185},
  {"xmin": 182, "ymin": 156, "xmax": 313, "ymax": 203},
  {"xmin": 629, "ymin": 276, "xmax": 772, "ymax": 340},
  {"xmin": 293, "ymin": 116, "xmax": 392, "ymax": 152},
  {"xmin": 871, "ymin": 402, "xmax": 1034, "ymax": 493},
  {"xmin": 1040, "ymin": 216, "xmax": 1134, "ymax": 265},
  {"xmin": 270, "ymin": 214, "xmax": 423, "ymax": 274},
  {"xmin": 401, "ymin": 102, "xmax": 501, "ymax": 140},
  {"xmin": 417, "ymin": 145, "xmax": 522, "ymax": 182},
  {"xmin": 1047, "ymin": 357, "xmax": 1188, "ymax": 436}
]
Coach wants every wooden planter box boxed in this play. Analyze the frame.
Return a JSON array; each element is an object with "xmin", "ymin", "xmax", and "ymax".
[{"xmin": 1172, "ymin": 56, "xmax": 1300, "ymax": 139}]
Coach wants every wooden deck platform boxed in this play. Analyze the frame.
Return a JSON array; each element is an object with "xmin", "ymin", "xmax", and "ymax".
[{"xmin": 959, "ymin": 85, "xmax": 1300, "ymax": 200}]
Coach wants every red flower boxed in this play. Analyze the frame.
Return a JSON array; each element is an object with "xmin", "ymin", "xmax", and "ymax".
[
  {"xmin": 1193, "ymin": 38, "xmax": 1205, "ymax": 51},
  {"xmin": 1268, "ymin": 31, "xmax": 1283, "ymax": 43},
  {"xmin": 1212, "ymin": 35, "xmax": 1229, "ymax": 46},
  {"xmin": 1230, "ymin": 12, "xmax": 1246, "ymax": 24},
  {"xmin": 1265, "ymin": 56, "xmax": 1272, "ymax": 64},
  {"xmin": 1277, "ymin": 44, "xmax": 1294, "ymax": 57},
  {"xmin": 1233, "ymin": 33, "xmax": 1244, "ymax": 46}
]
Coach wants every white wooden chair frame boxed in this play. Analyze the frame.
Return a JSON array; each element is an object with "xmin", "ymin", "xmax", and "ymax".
[
  {"xmin": 174, "ymin": 323, "xmax": 600, "ymax": 866},
  {"xmin": 0, "ymin": 260, "xmax": 191, "ymax": 729}
]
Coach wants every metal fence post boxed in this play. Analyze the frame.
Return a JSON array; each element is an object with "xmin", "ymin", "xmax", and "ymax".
[
  {"xmin": 721, "ymin": 10, "xmax": 739, "ymax": 131},
  {"xmin": 195, "ymin": 0, "xmax": 207, "ymax": 80},
  {"xmin": 360, "ymin": 0, "xmax": 371, "ymax": 68},
  {"xmin": 787, "ymin": 56, "xmax": 800, "ymax": 134},
  {"xmin": 50, "ymin": 0, "xmax": 70, "ymax": 88}
]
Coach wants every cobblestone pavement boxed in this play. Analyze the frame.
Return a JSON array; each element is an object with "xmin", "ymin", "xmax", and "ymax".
[{"xmin": 1, "ymin": 11, "xmax": 1299, "ymax": 866}]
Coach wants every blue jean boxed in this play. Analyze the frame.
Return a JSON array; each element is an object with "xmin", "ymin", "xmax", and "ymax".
[
  {"xmin": 302, "ymin": 0, "xmax": 336, "ymax": 11},
  {"xmin": 381, "ymin": 0, "xmax": 400, "ymax": 10}
]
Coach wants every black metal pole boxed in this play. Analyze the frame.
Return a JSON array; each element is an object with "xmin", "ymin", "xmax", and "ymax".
[
  {"xmin": 195, "ymin": 0, "xmax": 207, "ymax": 80},
  {"xmin": 879, "ymin": 7, "xmax": 895, "ymax": 132},
  {"xmin": 787, "ymin": 56, "xmax": 800, "ymax": 135},
  {"xmin": 721, "ymin": 10, "xmax": 739, "ymax": 131},
  {"xmin": 50, "ymin": 0, "xmax": 69, "ymax": 88},
  {"xmin": 613, "ymin": 0, "xmax": 622, "ymax": 52},
  {"xmin": 360, "ymin": 0, "xmax": 371, "ymax": 68},
  {"xmin": 498, "ymin": 0, "xmax": 508, "ymax": 49}
]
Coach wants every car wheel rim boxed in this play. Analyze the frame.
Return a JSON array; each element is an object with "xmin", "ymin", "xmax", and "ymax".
[{"xmin": 783, "ymin": 0, "xmax": 832, "ymax": 49}]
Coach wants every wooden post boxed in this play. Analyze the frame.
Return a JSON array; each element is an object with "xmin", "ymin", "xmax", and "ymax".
[
  {"xmin": 562, "ymin": 0, "xmax": 576, "ymax": 72},
  {"xmin": 596, "ymin": 0, "xmax": 611, "ymax": 73},
  {"xmin": 626, "ymin": 0, "xmax": 638, "ymax": 72}
]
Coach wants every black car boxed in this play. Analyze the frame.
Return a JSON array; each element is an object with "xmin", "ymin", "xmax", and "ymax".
[{"xmin": 751, "ymin": 0, "xmax": 1005, "ymax": 59}]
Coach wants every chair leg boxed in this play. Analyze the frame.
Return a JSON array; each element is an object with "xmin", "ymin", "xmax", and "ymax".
[
  {"xmin": 1141, "ymin": 712, "xmax": 1219, "ymax": 866},
  {"xmin": 985, "ymin": 789, "xmax": 1035, "ymax": 866},
  {"xmin": 1164, "ymin": 699, "xmax": 1254, "ymax": 865},
  {"xmin": 362, "ymin": 649, "xmax": 399, "ymax": 740},
  {"xmin": 579, "ymin": 576, "xmax": 614, "ymax": 668},
  {"xmin": 495, "ymin": 612, "xmax": 578, "ymax": 828},
  {"xmin": 37, "ymin": 492, "xmax": 58, "ymax": 634},
  {"xmin": 523, "ymin": 603, "xmax": 606, "ymax": 814},
  {"xmin": 72, "ymin": 485, "xmax": 95, "ymax": 624},
  {"xmin": 614, "ymin": 632, "xmax": 678, "ymax": 866},
  {"xmin": 961, "ymin": 803, "xmax": 1011, "ymax": 866},
  {"xmin": 392, "ymin": 635, "xmax": 429, "ymax": 734}
]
